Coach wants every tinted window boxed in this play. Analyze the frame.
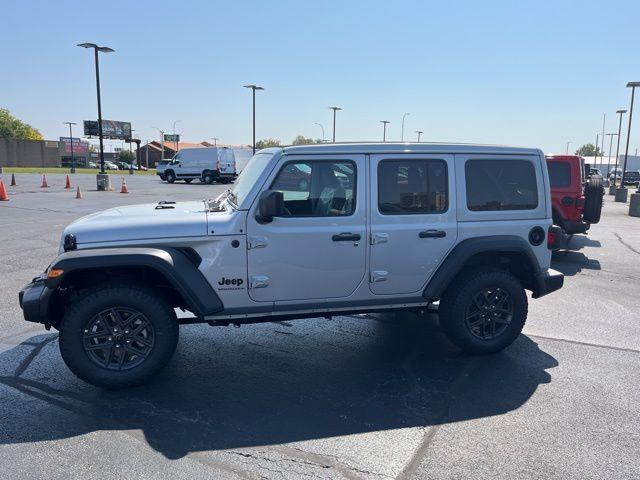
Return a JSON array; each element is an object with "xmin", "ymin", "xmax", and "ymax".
[
  {"xmin": 378, "ymin": 159, "xmax": 448, "ymax": 214},
  {"xmin": 465, "ymin": 159, "xmax": 538, "ymax": 211},
  {"xmin": 271, "ymin": 161, "xmax": 355, "ymax": 216},
  {"xmin": 547, "ymin": 162, "xmax": 571, "ymax": 187}
]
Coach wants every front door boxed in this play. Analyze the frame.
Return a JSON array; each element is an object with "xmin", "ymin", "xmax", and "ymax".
[
  {"xmin": 247, "ymin": 155, "xmax": 367, "ymax": 302},
  {"xmin": 369, "ymin": 154, "xmax": 457, "ymax": 295}
]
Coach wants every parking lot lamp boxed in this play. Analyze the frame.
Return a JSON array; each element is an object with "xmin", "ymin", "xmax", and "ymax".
[
  {"xmin": 172, "ymin": 120, "xmax": 181, "ymax": 153},
  {"xmin": 328, "ymin": 107, "xmax": 342, "ymax": 143},
  {"xmin": 77, "ymin": 43, "xmax": 114, "ymax": 188},
  {"xmin": 416, "ymin": 130, "xmax": 423, "ymax": 142},
  {"xmin": 210, "ymin": 137, "xmax": 219, "ymax": 147},
  {"xmin": 605, "ymin": 133, "xmax": 617, "ymax": 177},
  {"xmin": 621, "ymin": 82, "xmax": 640, "ymax": 189},
  {"xmin": 613, "ymin": 109, "xmax": 627, "ymax": 186},
  {"xmin": 401, "ymin": 113, "xmax": 410, "ymax": 142},
  {"xmin": 594, "ymin": 133, "xmax": 600, "ymax": 164},
  {"xmin": 64, "ymin": 122, "xmax": 77, "ymax": 173},
  {"xmin": 244, "ymin": 85, "xmax": 264, "ymax": 154},
  {"xmin": 314, "ymin": 123, "xmax": 325, "ymax": 142},
  {"xmin": 566, "ymin": 141, "xmax": 571, "ymax": 154},
  {"xmin": 380, "ymin": 120, "xmax": 390, "ymax": 142}
]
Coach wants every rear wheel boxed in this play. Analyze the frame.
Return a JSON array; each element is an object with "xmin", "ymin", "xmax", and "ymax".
[
  {"xmin": 165, "ymin": 170, "xmax": 176, "ymax": 184},
  {"xmin": 583, "ymin": 175, "xmax": 604, "ymax": 224},
  {"xmin": 219, "ymin": 177, "xmax": 230, "ymax": 184},
  {"xmin": 59, "ymin": 284, "xmax": 179, "ymax": 389},
  {"xmin": 202, "ymin": 171, "xmax": 215, "ymax": 184},
  {"xmin": 439, "ymin": 269, "xmax": 527, "ymax": 354}
]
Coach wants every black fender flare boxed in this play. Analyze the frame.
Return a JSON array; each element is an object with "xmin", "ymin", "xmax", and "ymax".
[
  {"xmin": 46, "ymin": 247, "xmax": 223, "ymax": 316},
  {"xmin": 423, "ymin": 235, "xmax": 542, "ymax": 301}
]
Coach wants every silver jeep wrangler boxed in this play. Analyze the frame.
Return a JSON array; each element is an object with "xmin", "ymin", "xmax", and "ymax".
[{"xmin": 20, "ymin": 143, "xmax": 563, "ymax": 388}]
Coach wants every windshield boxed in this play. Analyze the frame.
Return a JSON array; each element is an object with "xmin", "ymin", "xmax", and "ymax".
[{"xmin": 230, "ymin": 152, "xmax": 276, "ymax": 207}]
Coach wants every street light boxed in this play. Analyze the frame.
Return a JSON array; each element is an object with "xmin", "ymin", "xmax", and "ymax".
[
  {"xmin": 64, "ymin": 122, "xmax": 77, "ymax": 173},
  {"xmin": 172, "ymin": 120, "xmax": 181, "ymax": 153},
  {"xmin": 566, "ymin": 141, "xmax": 571, "ymax": 154},
  {"xmin": 314, "ymin": 122, "xmax": 325, "ymax": 142},
  {"xmin": 128, "ymin": 129, "xmax": 136, "ymax": 174},
  {"xmin": 77, "ymin": 42, "xmax": 114, "ymax": 190},
  {"xmin": 594, "ymin": 133, "xmax": 600, "ymax": 166},
  {"xmin": 415, "ymin": 130, "xmax": 423, "ymax": 142},
  {"xmin": 613, "ymin": 109, "xmax": 627, "ymax": 187},
  {"xmin": 605, "ymin": 133, "xmax": 617, "ymax": 177},
  {"xmin": 621, "ymin": 82, "xmax": 640, "ymax": 191},
  {"xmin": 152, "ymin": 126, "xmax": 165, "ymax": 164},
  {"xmin": 244, "ymin": 84, "xmax": 264, "ymax": 154},
  {"xmin": 210, "ymin": 137, "xmax": 219, "ymax": 146},
  {"xmin": 328, "ymin": 106, "xmax": 342, "ymax": 143},
  {"xmin": 401, "ymin": 113, "xmax": 410, "ymax": 142},
  {"xmin": 380, "ymin": 120, "xmax": 390, "ymax": 142}
]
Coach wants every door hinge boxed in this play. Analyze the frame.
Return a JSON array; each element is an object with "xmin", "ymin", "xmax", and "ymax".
[
  {"xmin": 370, "ymin": 270, "xmax": 389, "ymax": 283},
  {"xmin": 248, "ymin": 236, "xmax": 268, "ymax": 249},
  {"xmin": 370, "ymin": 233, "xmax": 389, "ymax": 245},
  {"xmin": 249, "ymin": 275, "xmax": 270, "ymax": 289}
]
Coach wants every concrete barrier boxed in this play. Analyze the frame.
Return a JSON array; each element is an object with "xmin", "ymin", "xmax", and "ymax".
[
  {"xmin": 609, "ymin": 185, "xmax": 617, "ymax": 195},
  {"xmin": 629, "ymin": 193, "xmax": 640, "ymax": 217},
  {"xmin": 615, "ymin": 188, "xmax": 629, "ymax": 203}
]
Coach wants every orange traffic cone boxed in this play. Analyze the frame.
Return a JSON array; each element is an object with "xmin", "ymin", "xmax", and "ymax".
[
  {"xmin": 64, "ymin": 175, "xmax": 72, "ymax": 189},
  {"xmin": 40, "ymin": 174, "xmax": 49, "ymax": 188},
  {"xmin": 75, "ymin": 186, "xmax": 83, "ymax": 199},
  {"xmin": 120, "ymin": 177, "xmax": 129, "ymax": 193},
  {"xmin": 0, "ymin": 180, "xmax": 9, "ymax": 201},
  {"xmin": 10, "ymin": 173, "xmax": 16, "ymax": 186}
]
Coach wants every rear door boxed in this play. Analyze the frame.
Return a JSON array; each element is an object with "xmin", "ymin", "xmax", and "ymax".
[{"xmin": 369, "ymin": 154, "xmax": 457, "ymax": 295}]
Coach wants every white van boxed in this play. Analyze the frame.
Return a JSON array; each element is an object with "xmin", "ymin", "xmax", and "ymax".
[{"xmin": 156, "ymin": 147, "xmax": 237, "ymax": 184}]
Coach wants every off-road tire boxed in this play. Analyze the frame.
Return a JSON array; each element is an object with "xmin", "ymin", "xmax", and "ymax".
[
  {"xmin": 159, "ymin": 174, "xmax": 166, "ymax": 181},
  {"xmin": 219, "ymin": 177, "xmax": 230, "ymax": 184},
  {"xmin": 165, "ymin": 170, "xmax": 176, "ymax": 184},
  {"xmin": 202, "ymin": 170, "xmax": 215, "ymax": 184},
  {"xmin": 59, "ymin": 284, "xmax": 179, "ymax": 389},
  {"xmin": 439, "ymin": 269, "xmax": 528, "ymax": 354},
  {"xmin": 583, "ymin": 175, "xmax": 604, "ymax": 224}
]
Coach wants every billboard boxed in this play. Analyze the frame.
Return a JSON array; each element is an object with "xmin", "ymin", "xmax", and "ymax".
[
  {"xmin": 164, "ymin": 134, "xmax": 180, "ymax": 142},
  {"xmin": 59, "ymin": 137, "xmax": 90, "ymax": 155},
  {"xmin": 83, "ymin": 120, "xmax": 132, "ymax": 140}
]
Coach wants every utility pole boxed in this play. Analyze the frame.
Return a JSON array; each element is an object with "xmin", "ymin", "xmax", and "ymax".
[
  {"xmin": 621, "ymin": 82, "xmax": 640, "ymax": 191},
  {"xmin": 64, "ymin": 122, "xmax": 77, "ymax": 173},
  {"xmin": 613, "ymin": 109, "xmax": 627, "ymax": 187},
  {"xmin": 210, "ymin": 137, "xmax": 219, "ymax": 147},
  {"xmin": 605, "ymin": 133, "xmax": 617, "ymax": 177},
  {"xmin": 328, "ymin": 106, "xmax": 342, "ymax": 143},
  {"xmin": 380, "ymin": 120, "xmax": 390, "ymax": 142}
]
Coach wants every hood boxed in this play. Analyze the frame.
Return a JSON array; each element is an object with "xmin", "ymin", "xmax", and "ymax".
[{"xmin": 63, "ymin": 201, "xmax": 208, "ymax": 245}]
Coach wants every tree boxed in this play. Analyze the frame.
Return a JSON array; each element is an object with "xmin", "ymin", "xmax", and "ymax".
[
  {"xmin": 575, "ymin": 143, "xmax": 602, "ymax": 157},
  {"xmin": 117, "ymin": 150, "xmax": 135, "ymax": 163},
  {"xmin": 291, "ymin": 135, "xmax": 322, "ymax": 145},
  {"xmin": 0, "ymin": 108, "xmax": 44, "ymax": 140},
  {"xmin": 255, "ymin": 138, "xmax": 281, "ymax": 149}
]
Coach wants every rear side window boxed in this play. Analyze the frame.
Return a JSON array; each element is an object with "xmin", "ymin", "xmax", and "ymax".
[
  {"xmin": 378, "ymin": 159, "xmax": 448, "ymax": 214},
  {"xmin": 547, "ymin": 162, "xmax": 571, "ymax": 187},
  {"xmin": 465, "ymin": 159, "xmax": 538, "ymax": 211}
]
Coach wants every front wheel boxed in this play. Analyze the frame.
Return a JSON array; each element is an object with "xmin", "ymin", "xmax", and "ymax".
[
  {"xmin": 439, "ymin": 269, "xmax": 527, "ymax": 354},
  {"xmin": 165, "ymin": 170, "xmax": 176, "ymax": 183},
  {"xmin": 59, "ymin": 284, "xmax": 179, "ymax": 389}
]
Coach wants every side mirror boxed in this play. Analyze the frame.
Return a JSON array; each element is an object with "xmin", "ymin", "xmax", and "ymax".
[{"xmin": 256, "ymin": 190, "xmax": 285, "ymax": 223}]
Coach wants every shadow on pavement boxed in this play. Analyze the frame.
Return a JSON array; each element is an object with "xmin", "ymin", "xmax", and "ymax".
[
  {"xmin": 0, "ymin": 312, "xmax": 557, "ymax": 459},
  {"xmin": 552, "ymin": 250, "xmax": 602, "ymax": 276}
]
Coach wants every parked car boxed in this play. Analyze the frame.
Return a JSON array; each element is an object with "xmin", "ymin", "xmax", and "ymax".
[
  {"xmin": 104, "ymin": 161, "xmax": 119, "ymax": 171},
  {"xmin": 609, "ymin": 167, "xmax": 623, "ymax": 180},
  {"xmin": 546, "ymin": 155, "xmax": 603, "ymax": 235},
  {"xmin": 156, "ymin": 147, "xmax": 237, "ymax": 184},
  {"xmin": 19, "ymin": 143, "xmax": 564, "ymax": 388},
  {"xmin": 622, "ymin": 170, "xmax": 640, "ymax": 186},
  {"xmin": 115, "ymin": 161, "xmax": 131, "ymax": 170},
  {"xmin": 88, "ymin": 161, "xmax": 97, "ymax": 169}
]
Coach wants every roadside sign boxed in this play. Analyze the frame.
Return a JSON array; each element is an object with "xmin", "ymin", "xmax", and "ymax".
[
  {"xmin": 83, "ymin": 120, "xmax": 132, "ymax": 140},
  {"xmin": 164, "ymin": 134, "xmax": 180, "ymax": 142}
]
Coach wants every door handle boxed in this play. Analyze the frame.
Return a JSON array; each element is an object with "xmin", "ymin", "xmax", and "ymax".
[
  {"xmin": 419, "ymin": 229, "xmax": 446, "ymax": 238},
  {"xmin": 332, "ymin": 233, "xmax": 361, "ymax": 242}
]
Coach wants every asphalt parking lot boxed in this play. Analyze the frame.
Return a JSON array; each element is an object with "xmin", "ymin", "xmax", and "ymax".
[{"xmin": 1, "ymin": 173, "xmax": 639, "ymax": 480}]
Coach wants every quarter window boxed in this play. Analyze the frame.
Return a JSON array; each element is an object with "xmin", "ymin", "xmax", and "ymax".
[
  {"xmin": 378, "ymin": 159, "xmax": 448, "ymax": 214},
  {"xmin": 465, "ymin": 159, "xmax": 538, "ymax": 211},
  {"xmin": 270, "ymin": 161, "xmax": 356, "ymax": 216},
  {"xmin": 547, "ymin": 162, "xmax": 571, "ymax": 188}
]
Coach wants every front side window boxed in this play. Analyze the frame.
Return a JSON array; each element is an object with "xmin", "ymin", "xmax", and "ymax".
[
  {"xmin": 547, "ymin": 162, "xmax": 571, "ymax": 188},
  {"xmin": 378, "ymin": 159, "xmax": 448, "ymax": 214},
  {"xmin": 465, "ymin": 159, "xmax": 538, "ymax": 211},
  {"xmin": 270, "ymin": 160, "xmax": 356, "ymax": 216}
]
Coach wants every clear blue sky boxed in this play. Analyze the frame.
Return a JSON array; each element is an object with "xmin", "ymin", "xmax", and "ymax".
[{"xmin": 2, "ymin": 0, "xmax": 640, "ymax": 154}]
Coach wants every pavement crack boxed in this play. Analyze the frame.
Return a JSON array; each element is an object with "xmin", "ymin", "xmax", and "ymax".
[
  {"xmin": 614, "ymin": 232, "xmax": 640, "ymax": 256},
  {"xmin": 13, "ymin": 333, "xmax": 58, "ymax": 377}
]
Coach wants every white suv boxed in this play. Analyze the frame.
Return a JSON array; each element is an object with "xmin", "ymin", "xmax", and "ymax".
[{"xmin": 20, "ymin": 143, "xmax": 563, "ymax": 388}]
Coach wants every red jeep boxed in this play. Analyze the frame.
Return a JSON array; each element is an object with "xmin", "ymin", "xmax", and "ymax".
[{"xmin": 545, "ymin": 155, "xmax": 603, "ymax": 235}]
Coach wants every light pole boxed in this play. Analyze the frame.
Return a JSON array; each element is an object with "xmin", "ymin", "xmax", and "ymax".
[
  {"xmin": 621, "ymin": 82, "xmax": 640, "ymax": 191},
  {"xmin": 77, "ymin": 42, "xmax": 114, "ymax": 190},
  {"xmin": 64, "ymin": 122, "xmax": 77, "ymax": 173},
  {"xmin": 566, "ymin": 141, "xmax": 571, "ymax": 154},
  {"xmin": 314, "ymin": 122, "xmax": 325, "ymax": 142},
  {"xmin": 328, "ymin": 106, "xmax": 342, "ymax": 142},
  {"xmin": 605, "ymin": 133, "xmax": 617, "ymax": 177},
  {"xmin": 600, "ymin": 113, "xmax": 606, "ymax": 170},
  {"xmin": 401, "ymin": 112, "xmax": 410, "ymax": 142},
  {"xmin": 594, "ymin": 133, "xmax": 600, "ymax": 166},
  {"xmin": 153, "ymin": 126, "xmax": 165, "ymax": 165},
  {"xmin": 244, "ymin": 84, "xmax": 264, "ymax": 154},
  {"xmin": 210, "ymin": 137, "xmax": 219, "ymax": 147},
  {"xmin": 172, "ymin": 120, "xmax": 181, "ymax": 153},
  {"xmin": 416, "ymin": 130, "xmax": 423, "ymax": 142},
  {"xmin": 129, "ymin": 129, "xmax": 136, "ymax": 174},
  {"xmin": 380, "ymin": 120, "xmax": 390, "ymax": 142},
  {"xmin": 613, "ymin": 109, "xmax": 627, "ymax": 187}
]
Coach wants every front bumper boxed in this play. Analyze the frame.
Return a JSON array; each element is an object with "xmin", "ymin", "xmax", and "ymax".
[
  {"xmin": 532, "ymin": 269, "xmax": 564, "ymax": 299},
  {"xmin": 19, "ymin": 278, "xmax": 54, "ymax": 326}
]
